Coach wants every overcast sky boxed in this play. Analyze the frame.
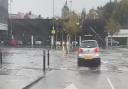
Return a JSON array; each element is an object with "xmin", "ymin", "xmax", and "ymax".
[{"xmin": 10, "ymin": 0, "xmax": 110, "ymax": 18}]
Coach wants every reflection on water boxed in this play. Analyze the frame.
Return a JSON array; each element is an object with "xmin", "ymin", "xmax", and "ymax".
[{"xmin": 62, "ymin": 46, "xmax": 68, "ymax": 56}]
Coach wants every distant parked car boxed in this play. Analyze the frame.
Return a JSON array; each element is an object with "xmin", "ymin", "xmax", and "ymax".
[
  {"xmin": 72, "ymin": 41, "xmax": 78, "ymax": 46},
  {"xmin": 56, "ymin": 41, "xmax": 61, "ymax": 46},
  {"xmin": 8, "ymin": 39, "xmax": 17, "ymax": 46},
  {"xmin": 108, "ymin": 39, "xmax": 119, "ymax": 46},
  {"xmin": 35, "ymin": 41, "xmax": 42, "ymax": 45}
]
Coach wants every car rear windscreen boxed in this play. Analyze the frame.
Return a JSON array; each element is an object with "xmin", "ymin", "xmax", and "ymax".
[{"xmin": 81, "ymin": 41, "xmax": 98, "ymax": 48}]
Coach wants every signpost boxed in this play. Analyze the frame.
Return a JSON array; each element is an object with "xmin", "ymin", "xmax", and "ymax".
[{"xmin": 51, "ymin": 27, "xmax": 56, "ymax": 49}]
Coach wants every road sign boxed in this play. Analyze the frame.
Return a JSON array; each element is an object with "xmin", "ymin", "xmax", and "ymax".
[
  {"xmin": 51, "ymin": 29, "xmax": 55, "ymax": 35},
  {"xmin": 0, "ymin": 23, "xmax": 8, "ymax": 30}
]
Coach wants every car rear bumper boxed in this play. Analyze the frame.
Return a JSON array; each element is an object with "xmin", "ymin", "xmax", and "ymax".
[{"xmin": 77, "ymin": 58, "xmax": 101, "ymax": 67}]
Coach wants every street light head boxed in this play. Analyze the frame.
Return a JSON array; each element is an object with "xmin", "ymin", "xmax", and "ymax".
[{"xmin": 76, "ymin": 22, "xmax": 80, "ymax": 25}]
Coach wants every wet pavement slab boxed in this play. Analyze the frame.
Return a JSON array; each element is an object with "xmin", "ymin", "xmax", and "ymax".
[{"xmin": 0, "ymin": 48, "xmax": 48, "ymax": 89}]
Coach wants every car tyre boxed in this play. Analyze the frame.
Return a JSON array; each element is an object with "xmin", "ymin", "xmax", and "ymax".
[{"xmin": 77, "ymin": 58, "xmax": 82, "ymax": 66}]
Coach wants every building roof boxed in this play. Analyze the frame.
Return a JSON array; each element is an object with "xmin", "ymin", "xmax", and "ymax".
[{"xmin": 109, "ymin": 29, "xmax": 128, "ymax": 37}]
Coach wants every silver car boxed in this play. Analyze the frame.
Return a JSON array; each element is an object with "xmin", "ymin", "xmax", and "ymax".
[{"xmin": 77, "ymin": 40, "xmax": 101, "ymax": 67}]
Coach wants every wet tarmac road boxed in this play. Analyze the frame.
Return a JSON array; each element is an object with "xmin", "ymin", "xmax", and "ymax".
[
  {"xmin": 28, "ymin": 48, "xmax": 128, "ymax": 89},
  {"xmin": 1, "ymin": 47, "xmax": 128, "ymax": 89}
]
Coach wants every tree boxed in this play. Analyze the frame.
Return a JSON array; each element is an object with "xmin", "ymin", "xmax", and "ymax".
[
  {"xmin": 63, "ymin": 11, "xmax": 80, "ymax": 49},
  {"xmin": 101, "ymin": 0, "xmax": 128, "ymax": 27},
  {"xmin": 113, "ymin": 0, "xmax": 128, "ymax": 27},
  {"xmin": 64, "ymin": 11, "xmax": 80, "ymax": 36},
  {"xmin": 105, "ymin": 18, "xmax": 120, "ymax": 46},
  {"xmin": 102, "ymin": 2, "xmax": 116, "ymax": 22},
  {"xmin": 105, "ymin": 18, "xmax": 120, "ymax": 34}
]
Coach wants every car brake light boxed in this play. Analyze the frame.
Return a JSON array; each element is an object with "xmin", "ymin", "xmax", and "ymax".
[
  {"xmin": 95, "ymin": 48, "xmax": 100, "ymax": 53},
  {"xmin": 78, "ymin": 48, "xmax": 84, "ymax": 53}
]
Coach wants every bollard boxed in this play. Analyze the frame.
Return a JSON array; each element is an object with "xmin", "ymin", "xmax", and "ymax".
[
  {"xmin": 47, "ymin": 50, "xmax": 50, "ymax": 67},
  {"xmin": 43, "ymin": 50, "xmax": 46, "ymax": 72},
  {"xmin": 0, "ymin": 50, "xmax": 2, "ymax": 65}
]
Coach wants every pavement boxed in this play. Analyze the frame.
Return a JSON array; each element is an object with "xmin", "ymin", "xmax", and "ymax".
[
  {"xmin": 0, "ymin": 47, "xmax": 74, "ymax": 89},
  {"xmin": 0, "ymin": 48, "xmax": 50, "ymax": 89}
]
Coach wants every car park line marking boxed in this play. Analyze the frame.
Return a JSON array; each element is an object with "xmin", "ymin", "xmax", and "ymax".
[
  {"xmin": 106, "ymin": 77, "xmax": 115, "ymax": 89},
  {"xmin": 65, "ymin": 83, "xmax": 78, "ymax": 89}
]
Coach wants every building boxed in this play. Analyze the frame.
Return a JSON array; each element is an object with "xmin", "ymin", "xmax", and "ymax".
[
  {"xmin": 0, "ymin": 0, "xmax": 8, "ymax": 43},
  {"xmin": 61, "ymin": 1, "xmax": 70, "ymax": 19},
  {"xmin": 108, "ymin": 29, "xmax": 128, "ymax": 46},
  {"xmin": 9, "ymin": 12, "xmax": 42, "ymax": 19},
  {"xmin": 8, "ymin": 19, "xmax": 51, "ymax": 46},
  {"xmin": 9, "ymin": 12, "xmax": 25, "ymax": 19}
]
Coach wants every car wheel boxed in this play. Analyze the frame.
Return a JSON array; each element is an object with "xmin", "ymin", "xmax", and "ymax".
[
  {"xmin": 77, "ymin": 58, "xmax": 82, "ymax": 66},
  {"xmin": 96, "ymin": 58, "xmax": 101, "ymax": 66}
]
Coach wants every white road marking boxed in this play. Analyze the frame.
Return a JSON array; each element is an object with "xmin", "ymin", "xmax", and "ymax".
[
  {"xmin": 47, "ymin": 70, "xmax": 55, "ymax": 76},
  {"xmin": 60, "ymin": 68, "xmax": 68, "ymax": 70},
  {"xmin": 65, "ymin": 83, "xmax": 78, "ymax": 89},
  {"xmin": 106, "ymin": 77, "xmax": 115, "ymax": 89},
  {"xmin": 101, "ymin": 60, "xmax": 108, "ymax": 64}
]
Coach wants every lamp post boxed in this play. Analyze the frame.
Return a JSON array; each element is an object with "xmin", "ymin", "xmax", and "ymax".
[
  {"xmin": 66, "ymin": 0, "xmax": 72, "ymax": 52},
  {"xmin": 51, "ymin": 27, "xmax": 55, "ymax": 49},
  {"xmin": 9, "ymin": 0, "xmax": 14, "ymax": 39},
  {"xmin": 51, "ymin": 0, "xmax": 55, "ymax": 49},
  {"xmin": 105, "ymin": 32, "xmax": 109, "ymax": 49},
  {"xmin": 76, "ymin": 22, "xmax": 82, "ymax": 46},
  {"xmin": 53, "ymin": 0, "xmax": 55, "ymax": 18}
]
